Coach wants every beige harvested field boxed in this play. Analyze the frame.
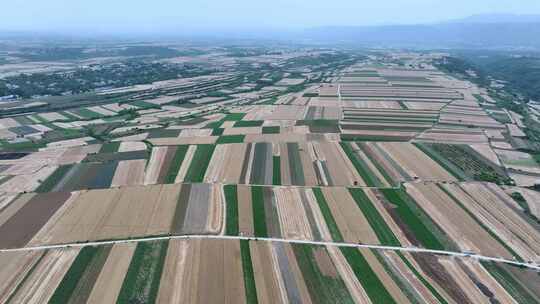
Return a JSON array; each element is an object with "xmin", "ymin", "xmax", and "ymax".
[
  {"xmin": 111, "ymin": 159, "xmax": 146, "ymax": 187},
  {"xmin": 503, "ymin": 186, "xmax": 540, "ymax": 219},
  {"xmin": 86, "ymin": 243, "xmax": 136, "ymax": 304},
  {"xmin": 469, "ymin": 144, "xmax": 501, "ymax": 165},
  {"xmin": 0, "ymin": 250, "xmax": 43, "ymax": 303},
  {"xmin": 250, "ymin": 241, "xmax": 287, "ymax": 304},
  {"xmin": 223, "ymin": 127, "xmax": 262, "ymax": 135},
  {"xmin": 118, "ymin": 141, "xmax": 147, "ymax": 152},
  {"xmin": 417, "ymin": 129, "xmax": 489, "ymax": 143},
  {"xmin": 0, "ymin": 165, "xmax": 57, "ymax": 193},
  {"xmin": 326, "ymin": 246, "xmax": 371, "ymax": 304},
  {"xmin": 378, "ymin": 142, "xmax": 456, "ymax": 181},
  {"xmin": 407, "ymin": 182, "xmax": 513, "ymax": 259},
  {"xmin": 237, "ymin": 185, "xmax": 254, "ymax": 236},
  {"xmin": 361, "ymin": 249, "xmax": 410, "ymax": 303},
  {"xmin": 8, "ymin": 248, "xmax": 79, "ymax": 303},
  {"xmin": 274, "ymin": 187, "xmax": 313, "ymax": 240},
  {"xmin": 144, "ymin": 146, "xmax": 169, "ymax": 184},
  {"xmin": 149, "ymin": 136, "xmax": 218, "ymax": 146},
  {"xmin": 404, "ymin": 102, "xmax": 447, "ymax": 110},
  {"xmin": 175, "ymin": 145, "xmax": 197, "ymax": 183},
  {"xmin": 322, "ymin": 187, "xmax": 379, "ymax": 244}
]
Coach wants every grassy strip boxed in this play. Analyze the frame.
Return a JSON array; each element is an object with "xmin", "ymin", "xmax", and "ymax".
[
  {"xmin": 234, "ymin": 120, "xmax": 264, "ymax": 127},
  {"xmin": 262, "ymin": 126, "xmax": 280, "ymax": 134},
  {"xmin": 116, "ymin": 240, "xmax": 169, "ymax": 304},
  {"xmin": 380, "ymin": 188, "xmax": 445, "ymax": 250},
  {"xmin": 211, "ymin": 127, "xmax": 224, "ymax": 136},
  {"xmin": 293, "ymin": 244, "xmax": 355, "ymax": 304},
  {"xmin": 164, "ymin": 145, "xmax": 189, "ymax": 183},
  {"xmin": 371, "ymin": 250, "xmax": 422, "ymax": 304},
  {"xmin": 312, "ymin": 187, "xmax": 343, "ymax": 242},
  {"xmin": 251, "ymin": 186, "xmax": 268, "ymax": 237},
  {"xmin": 205, "ymin": 120, "xmax": 223, "ymax": 128},
  {"xmin": 240, "ymin": 240, "xmax": 259, "ymax": 304},
  {"xmin": 35, "ymin": 165, "xmax": 72, "ymax": 192},
  {"xmin": 100, "ymin": 142, "xmax": 120, "ymax": 153},
  {"xmin": 348, "ymin": 188, "xmax": 400, "ymax": 246},
  {"xmin": 59, "ymin": 111, "xmax": 81, "ymax": 121},
  {"xmin": 340, "ymin": 142, "xmax": 381, "ymax": 187},
  {"xmin": 74, "ymin": 108, "xmax": 103, "ymax": 119},
  {"xmin": 357, "ymin": 143, "xmax": 395, "ymax": 186},
  {"xmin": 396, "ymin": 252, "xmax": 449, "ymax": 304},
  {"xmin": 437, "ymin": 184, "xmax": 523, "ymax": 260},
  {"xmin": 224, "ymin": 113, "xmax": 246, "ymax": 121},
  {"xmin": 272, "ymin": 156, "xmax": 281, "ymax": 185},
  {"xmin": 412, "ymin": 143, "xmax": 467, "ymax": 181},
  {"xmin": 481, "ymin": 262, "xmax": 539, "ymax": 304},
  {"xmin": 340, "ymin": 247, "xmax": 396, "ymax": 304},
  {"xmin": 184, "ymin": 144, "xmax": 216, "ymax": 182},
  {"xmin": 217, "ymin": 135, "xmax": 245, "ymax": 144},
  {"xmin": 49, "ymin": 247, "xmax": 100, "ymax": 303},
  {"xmin": 224, "ymin": 185, "xmax": 239, "ymax": 235}
]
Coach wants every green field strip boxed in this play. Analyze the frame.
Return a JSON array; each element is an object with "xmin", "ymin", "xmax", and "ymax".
[
  {"xmin": 217, "ymin": 135, "xmax": 245, "ymax": 144},
  {"xmin": 292, "ymin": 244, "xmax": 355, "ymax": 304},
  {"xmin": 29, "ymin": 114, "xmax": 49, "ymax": 124},
  {"xmin": 312, "ymin": 187, "xmax": 344, "ymax": 242},
  {"xmin": 481, "ymin": 262, "xmax": 539, "ymax": 304},
  {"xmin": 164, "ymin": 145, "xmax": 189, "ymax": 183},
  {"xmin": 13, "ymin": 115, "xmax": 35, "ymax": 125},
  {"xmin": 240, "ymin": 240, "xmax": 259, "ymax": 304},
  {"xmin": 357, "ymin": 143, "xmax": 396, "ymax": 186},
  {"xmin": 395, "ymin": 252, "xmax": 449, "ymax": 304},
  {"xmin": 99, "ymin": 142, "xmax": 120, "ymax": 153},
  {"xmin": 224, "ymin": 113, "xmax": 246, "ymax": 121},
  {"xmin": 224, "ymin": 185, "xmax": 239, "ymax": 235},
  {"xmin": 211, "ymin": 127, "xmax": 224, "ymax": 136},
  {"xmin": 49, "ymin": 245, "xmax": 112, "ymax": 304},
  {"xmin": 59, "ymin": 111, "xmax": 81, "ymax": 121},
  {"xmin": 348, "ymin": 188, "xmax": 400, "ymax": 246},
  {"xmin": 204, "ymin": 120, "xmax": 224, "ymax": 128},
  {"xmin": 436, "ymin": 184, "xmax": 523, "ymax": 261},
  {"xmin": 251, "ymin": 186, "xmax": 268, "ymax": 237},
  {"xmin": 371, "ymin": 250, "xmax": 422, "ymax": 304},
  {"xmin": 35, "ymin": 164, "xmax": 72, "ymax": 192},
  {"xmin": 340, "ymin": 247, "xmax": 397, "ymax": 304},
  {"xmin": 340, "ymin": 142, "xmax": 382, "ymax": 187},
  {"xmin": 412, "ymin": 143, "xmax": 467, "ymax": 181},
  {"xmin": 234, "ymin": 120, "xmax": 264, "ymax": 127},
  {"xmin": 287, "ymin": 143, "xmax": 305, "ymax": 186},
  {"xmin": 130, "ymin": 100, "xmax": 160, "ymax": 108},
  {"xmin": 380, "ymin": 188, "xmax": 445, "ymax": 250},
  {"xmin": 272, "ymin": 156, "xmax": 281, "ymax": 185},
  {"xmin": 262, "ymin": 126, "xmax": 280, "ymax": 134},
  {"xmin": 184, "ymin": 144, "xmax": 216, "ymax": 182},
  {"xmin": 73, "ymin": 108, "xmax": 102, "ymax": 119},
  {"xmin": 116, "ymin": 240, "xmax": 169, "ymax": 304}
]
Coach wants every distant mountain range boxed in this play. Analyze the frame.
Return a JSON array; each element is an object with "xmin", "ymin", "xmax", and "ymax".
[{"xmin": 303, "ymin": 14, "xmax": 540, "ymax": 49}]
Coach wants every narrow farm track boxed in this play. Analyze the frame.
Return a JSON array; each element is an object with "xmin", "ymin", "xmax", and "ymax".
[{"xmin": 2, "ymin": 234, "xmax": 539, "ymax": 271}]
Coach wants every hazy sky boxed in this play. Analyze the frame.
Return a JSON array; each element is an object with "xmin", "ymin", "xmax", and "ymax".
[{"xmin": 2, "ymin": 0, "xmax": 540, "ymax": 33}]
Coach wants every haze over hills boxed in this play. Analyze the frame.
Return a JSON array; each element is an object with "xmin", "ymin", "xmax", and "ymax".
[{"xmin": 304, "ymin": 14, "xmax": 540, "ymax": 48}]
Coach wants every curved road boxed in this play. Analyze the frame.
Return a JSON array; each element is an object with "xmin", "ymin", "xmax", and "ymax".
[{"xmin": 1, "ymin": 234, "xmax": 539, "ymax": 271}]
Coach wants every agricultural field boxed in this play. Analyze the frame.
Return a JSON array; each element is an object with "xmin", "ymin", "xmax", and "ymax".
[{"xmin": 0, "ymin": 49, "xmax": 539, "ymax": 302}]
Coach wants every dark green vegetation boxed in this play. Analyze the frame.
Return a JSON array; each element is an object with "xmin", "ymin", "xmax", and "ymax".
[
  {"xmin": 116, "ymin": 240, "xmax": 169, "ymax": 304},
  {"xmin": 224, "ymin": 185, "xmax": 239, "ymax": 235},
  {"xmin": 251, "ymin": 186, "xmax": 268, "ymax": 237},
  {"xmin": 223, "ymin": 113, "xmax": 246, "ymax": 121},
  {"xmin": 340, "ymin": 142, "xmax": 382, "ymax": 187},
  {"xmin": 262, "ymin": 126, "xmax": 280, "ymax": 134},
  {"xmin": 380, "ymin": 188, "xmax": 446, "ymax": 250},
  {"xmin": 99, "ymin": 142, "xmax": 120, "ymax": 153},
  {"xmin": 287, "ymin": 143, "xmax": 305, "ymax": 185},
  {"xmin": 49, "ymin": 246, "xmax": 112, "ymax": 304},
  {"xmin": 340, "ymin": 247, "xmax": 396, "ymax": 304},
  {"xmin": 481, "ymin": 262, "xmax": 539, "ymax": 304},
  {"xmin": 164, "ymin": 145, "xmax": 189, "ymax": 183},
  {"xmin": 0, "ymin": 60, "xmax": 209, "ymax": 99},
  {"xmin": 272, "ymin": 156, "xmax": 281, "ymax": 185},
  {"xmin": 348, "ymin": 188, "xmax": 400, "ymax": 246},
  {"xmin": 293, "ymin": 244, "xmax": 354, "ymax": 304},
  {"xmin": 312, "ymin": 188, "xmax": 343, "ymax": 242},
  {"xmin": 184, "ymin": 144, "xmax": 216, "ymax": 182},
  {"xmin": 211, "ymin": 127, "xmax": 224, "ymax": 136},
  {"xmin": 296, "ymin": 119, "xmax": 340, "ymax": 133},
  {"xmin": 240, "ymin": 240, "xmax": 258, "ymax": 304},
  {"xmin": 35, "ymin": 165, "xmax": 72, "ymax": 192},
  {"xmin": 234, "ymin": 120, "xmax": 264, "ymax": 127},
  {"xmin": 416, "ymin": 143, "xmax": 510, "ymax": 184},
  {"xmin": 216, "ymin": 135, "xmax": 245, "ymax": 144}
]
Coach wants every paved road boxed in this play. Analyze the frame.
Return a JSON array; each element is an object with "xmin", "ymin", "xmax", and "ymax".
[{"xmin": 2, "ymin": 234, "xmax": 539, "ymax": 271}]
